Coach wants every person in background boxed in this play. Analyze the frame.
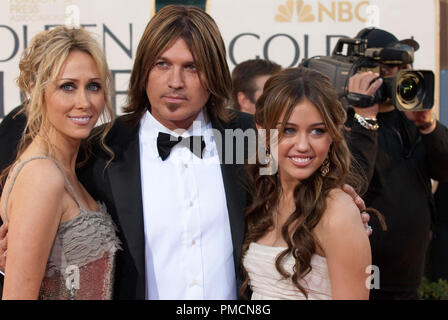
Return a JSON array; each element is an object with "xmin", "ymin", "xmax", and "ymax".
[
  {"xmin": 346, "ymin": 27, "xmax": 448, "ymax": 300},
  {"xmin": 0, "ymin": 26, "xmax": 120, "ymax": 299},
  {"xmin": 231, "ymin": 59, "xmax": 281, "ymax": 114}
]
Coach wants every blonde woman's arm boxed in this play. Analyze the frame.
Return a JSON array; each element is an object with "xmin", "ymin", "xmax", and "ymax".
[
  {"xmin": 2, "ymin": 160, "xmax": 65, "ymax": 299},
  {"xmin": 316, "ymin": 189, "xmax": 372, "ymax": 300}
]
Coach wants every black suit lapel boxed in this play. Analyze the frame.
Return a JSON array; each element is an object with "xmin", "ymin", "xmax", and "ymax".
[
  {"xmin": 210, "ymin": 114, "xmax": 247, "ymax": 281},
  {"xmin": 107, "ymin": 124, "xmax": 146, "ymax": 284}
]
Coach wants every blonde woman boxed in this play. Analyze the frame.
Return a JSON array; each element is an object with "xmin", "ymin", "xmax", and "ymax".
[{"xmin": 0, "ymin": 26, "xmax": 120, "ymax": 300}]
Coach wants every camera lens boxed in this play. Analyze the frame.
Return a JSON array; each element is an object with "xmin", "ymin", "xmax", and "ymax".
[{"xmin": 399, "ymin": 78, "xmax": 418, "ymax": 101}]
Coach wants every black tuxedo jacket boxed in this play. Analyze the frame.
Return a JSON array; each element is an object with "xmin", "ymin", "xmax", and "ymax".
[
  {"xmin": 0, "ymin": 105, "xmax": 26, "ymax": 196},
  {"xmin": 79, "ymin": 109, "xmax": 255, "ymax": 299}
]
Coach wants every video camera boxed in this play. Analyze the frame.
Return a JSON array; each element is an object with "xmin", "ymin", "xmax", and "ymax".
[{"xmin": 300, "ymin": 37, "xmax": 434, "ymax": 111}]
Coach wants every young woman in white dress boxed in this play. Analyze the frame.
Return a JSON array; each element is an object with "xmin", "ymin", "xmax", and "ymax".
[{"xmin": 242, "ymin": 67, "xmax": 384, "ymax": 300}]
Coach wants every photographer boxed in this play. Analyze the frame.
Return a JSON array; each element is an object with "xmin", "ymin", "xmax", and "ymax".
[{"xmin": 345, "ymin": 28, "xmax": 448, "ymax": 300}]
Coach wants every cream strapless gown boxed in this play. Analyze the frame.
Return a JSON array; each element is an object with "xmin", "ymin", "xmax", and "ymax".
[{"xmin": 243, "ymin": 242, "xmax": 332, "ymax": 300}]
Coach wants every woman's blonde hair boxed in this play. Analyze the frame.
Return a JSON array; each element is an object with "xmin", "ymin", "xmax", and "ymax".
[{"xmin": 1, "ymin": 26, "xmax": 114, "ymax": 184}]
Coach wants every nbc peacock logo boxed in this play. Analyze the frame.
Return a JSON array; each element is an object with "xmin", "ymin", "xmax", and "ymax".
[
  {"xmin": 275, "ymin": 0, "xmax": 370, "ymax": 23},
  {"xmin": 275, "ymin": 0, "xmax": 315, "ymax": 22}
]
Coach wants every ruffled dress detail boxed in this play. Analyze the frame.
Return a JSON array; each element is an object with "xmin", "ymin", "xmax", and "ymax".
[
  {"xmin": 2, "ymin": 156, "xmax": 121, "ymax": 300},
  {"xmin": 40, "ymin": 202, "xmax": 121, "ymax": 300}
]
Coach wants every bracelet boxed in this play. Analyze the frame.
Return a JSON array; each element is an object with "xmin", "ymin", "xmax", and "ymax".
[
  {"xmin": 416, "ymin": 118, "xmax": 435, "ymax": 131},
  {"xmin": 354, "ymin": 113, "xmax": 379, "ymax": 131}
]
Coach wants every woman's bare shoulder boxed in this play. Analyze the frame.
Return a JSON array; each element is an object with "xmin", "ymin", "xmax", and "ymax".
[
  {"xmin": 4, "ymin": 158, "xmax": 66, "ymax": 221},
  {"xmin": 12, "ymin": 158, "xmax": 66, "ymax": 192},
  {"xmin": 325, "ymin": 188, "xmax": 360, "ymax": 221},
  {"xmin": 315, "ymin": 188, "xmax": 364, "ymax": 240}
]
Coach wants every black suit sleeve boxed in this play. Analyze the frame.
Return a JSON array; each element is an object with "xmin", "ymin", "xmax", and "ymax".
[
  {"xmin": 0, "ymin": 105, "xmax": 26, "ymax": 296},
  {"xmin": 422, "ymin": 121, "xmax": 448, "ymax": 182},
  {"xmin": 0, "ymin": 105, "xmax": 26, "ymax": 229},
  {"xmin": 0, "ymin": 105, "xmax": 26, "ymax": 176},
  {"xmin": 344, "ymin": 110, "xmax": 379, "ymax": 183}
]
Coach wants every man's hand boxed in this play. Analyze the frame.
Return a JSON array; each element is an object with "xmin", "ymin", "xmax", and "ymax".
[
  {"xmin": 341, "ymin": 184, "xmax": 372, "ymax": 236},
  {"xmin": 348, "ymin": 71, "xmax": 383, "ymax": 119},
  {"xmin": 0, "ymin": 223, "xmax": 7, "ymax": 274}
]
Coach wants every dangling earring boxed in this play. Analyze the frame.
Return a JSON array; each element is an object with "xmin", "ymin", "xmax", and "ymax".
[
  {"xmin": 320, "ymin": 158, "xmax": 330, "ymax": 177},
  {"xmin": 264, "ymin": 147, "xmax": 277, "ymax": 176}
]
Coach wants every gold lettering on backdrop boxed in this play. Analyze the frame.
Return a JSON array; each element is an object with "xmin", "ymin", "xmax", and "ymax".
[
  {"xmin": 297, "ymin": 0, "xmax": 315, "ymax": 22},
  {"xmin": 338, "ymin": 2, "xmax": 353, "ymax": 22},
  {"xmin": 8, "ymin": 0, "xmax": 67, "ymax": 22},
  {"xmin": 9, "ymin": 5, "xmax": 39, "ymax": 14},
  {"xmin": 276, "ymin": 1, "xmax": 370, "ymax": 23},
  {"xmin": 275, "ymin": 0, "xmax": 294, "ymax": 22},
  {"xmin": 355, "ymin": 1, "xmax": 369, "ymax": 23},
  {"xmin": 318, "ymin": 2, "xmax": 335, "ymax": 22}
]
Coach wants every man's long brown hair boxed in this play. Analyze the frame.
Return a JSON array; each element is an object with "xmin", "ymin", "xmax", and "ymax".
[{"xmin": 123, "ymin": 5, "xmax": 233, "ymax": 125}]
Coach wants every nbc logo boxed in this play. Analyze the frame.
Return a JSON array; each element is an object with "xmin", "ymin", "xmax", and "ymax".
[
  {"xmin": 275, "ymin": 0, "xmax": 315, "ymax": 22},
  {"xmin": 275, "ymin": 0, "xmax": 371, "ymax": 23}
]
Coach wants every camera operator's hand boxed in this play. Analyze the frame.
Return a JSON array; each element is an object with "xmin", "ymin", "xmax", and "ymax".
[
  {"xmin": 348, "ymin": 71, "xmax": 383, "ymax": 118},
  {"xmin": 404, "ymin": 109, "xmax": 437, "ymax": 134}
]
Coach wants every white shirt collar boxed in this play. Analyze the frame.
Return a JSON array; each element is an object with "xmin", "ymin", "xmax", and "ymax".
[{"xmin": 139, "ymin": 108, "xmax": 212, "ymax": 160}]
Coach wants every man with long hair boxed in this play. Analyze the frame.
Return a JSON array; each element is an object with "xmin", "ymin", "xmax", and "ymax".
[{"xmin": 79, "ymin": 5, "xmax": 255, "ymax": 299}]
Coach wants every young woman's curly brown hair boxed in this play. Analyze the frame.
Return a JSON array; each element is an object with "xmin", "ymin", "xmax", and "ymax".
[{"xmin": 240, "ymin": 67, "xmax": 383, "ymax": 299}]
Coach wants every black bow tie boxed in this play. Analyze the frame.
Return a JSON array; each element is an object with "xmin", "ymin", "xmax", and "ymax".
[{"xmin": 157, "ymin": 132, "xmax": 206, "ymax": 161}]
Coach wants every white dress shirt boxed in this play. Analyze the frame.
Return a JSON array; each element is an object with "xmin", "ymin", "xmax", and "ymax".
[{"xmin": 139, "ymin": 110, "xmax": 237, "ymax": 300}]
